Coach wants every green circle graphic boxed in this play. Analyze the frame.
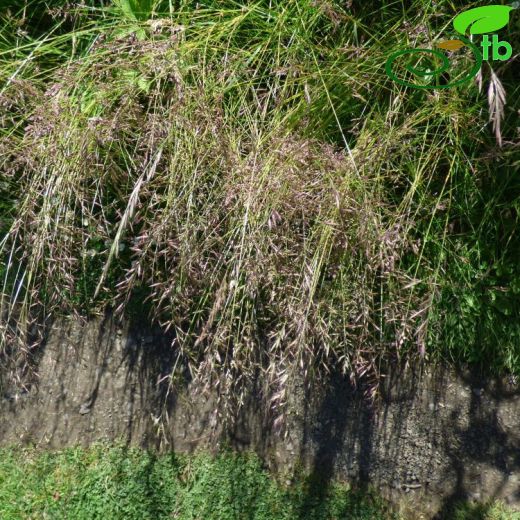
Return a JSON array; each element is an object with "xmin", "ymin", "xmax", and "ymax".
[{"xmin": 385, "ymin": 36, "xmax": 483, "ymax": 89}]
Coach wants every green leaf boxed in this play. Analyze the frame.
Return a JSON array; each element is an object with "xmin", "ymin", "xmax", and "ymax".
[
  {"xmin": 113, "ymin": 24, "xmax": 147, "ymax": 41},
  {"xmin": 453, "ymin": 6, "xmax": 514, "ymax": 35},
  {"xmin": 137, "ymin": 76, "xmax": 151, "ymax": 93},
  {"xmin": 113, "ymin": 0, "xmax": 138, "ymax": 21},
  {"xmin": 489, "ymin": 292, "xmax": 514, "ymax": 316},
  {"xmin": 463, "ymin": 294, "xmax": 478, "ymax": 310},
  {"xmin": 113, "ymin": 0, "xmax": 154, "ymax": 22},
  {"xmin": 120, "ymin": 70, "xmax": 151, "ymax": 93}
]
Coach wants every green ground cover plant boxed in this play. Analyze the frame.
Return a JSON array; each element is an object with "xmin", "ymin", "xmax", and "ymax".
[
  {"xmin": 0, "ymin": 0, "xmax": 519, "ymax": 416},
  {"xmin": 0, "ymin": 444, "xmax": 397, "ymax": 520},
  {"xmin": 0, "ymin": 444, "xmax": 518, "ymax": 520},
  {"xmin": 451, "ymin": 502, "xmax": 520, "ymax": 520}
]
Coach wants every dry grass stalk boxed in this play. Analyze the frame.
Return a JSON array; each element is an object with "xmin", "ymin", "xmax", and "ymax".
[
  {"xmin": 0, "ymin": 34, "xmax": 446, "ymax": 424},
  {"xmin": 487, "ymin": 68, "xmax": 506, "ymax": 147}
]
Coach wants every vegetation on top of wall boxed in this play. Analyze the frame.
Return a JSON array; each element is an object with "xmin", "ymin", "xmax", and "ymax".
[{"xmin": 0, "ymin": 0, "xmax": 519, "ymax": 419}]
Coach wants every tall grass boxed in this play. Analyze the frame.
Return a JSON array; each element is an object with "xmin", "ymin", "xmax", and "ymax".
[{"xmin": 1, "ymin": 1, "xmax": 519, "ymax": 419}]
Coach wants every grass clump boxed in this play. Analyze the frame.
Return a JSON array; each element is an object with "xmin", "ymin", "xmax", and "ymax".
[
  {"xmin": 0, "ymin": 0, "xmax": 519, "ymax": 418},
  {"xmin": 451, "ymin": 500, "xmax": 520, "ymax": 520}
]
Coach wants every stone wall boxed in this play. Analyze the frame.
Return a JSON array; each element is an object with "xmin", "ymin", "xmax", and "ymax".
[{"xmin": 1, "ymin": 314, "xmax": 519, "ymax": 518}]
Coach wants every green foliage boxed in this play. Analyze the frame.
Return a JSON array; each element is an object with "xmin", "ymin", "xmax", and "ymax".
[
  {"xmin": 1, "ymin": 445, "xmax": 519, "ymax": 519},
  {"xmin": 451, "ymin": 500, "xmax": 520, "ymax": 520},
  {"xmin": 0, "ymin": 445, "xmax": 395, "ymax": 519},
  {"xmin": 112, "ymin": 0, "xmax": 156, "ymax": 38},
  {"xmin": 423, "ymin": 162, "xmax": 520, "ymax": 375}
]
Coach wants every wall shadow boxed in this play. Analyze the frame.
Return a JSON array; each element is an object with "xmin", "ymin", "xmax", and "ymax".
[
  {"xmin": 2, "ymin": 315, "xmax": 520, "ymax": 518},
  {"xmin": 433, "ymin": 367, "xmax": 520, "ymax": 519}
]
